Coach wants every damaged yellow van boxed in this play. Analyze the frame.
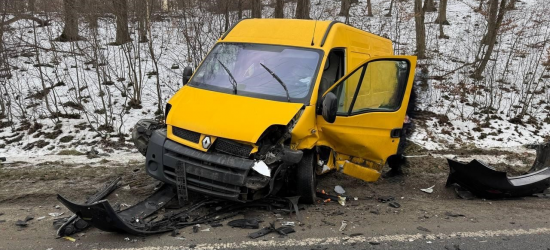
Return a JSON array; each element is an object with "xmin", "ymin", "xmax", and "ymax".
[{"xmin": 133, "ymin": 19, "xmax": 417, "ymax": 204}]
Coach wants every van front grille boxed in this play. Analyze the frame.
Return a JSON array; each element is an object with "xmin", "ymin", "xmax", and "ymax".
[
  {"xmin": 172, "ymin": 126, "xmax": 200, "ymax": 143},
  {"xmin": 213, "ymin": 138, "xmax": 253, "ymax": 158}
]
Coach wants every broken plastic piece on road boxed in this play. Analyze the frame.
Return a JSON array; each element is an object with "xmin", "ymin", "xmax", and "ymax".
[
  {"xmin": 227, "ymin": 219, "xmax": 260, "ymax": 229},
  {"xmin": 37, "ymin": 216, "xmax": 46, "ymax": 221},
  {"xmin": 454, "ymin": 185, "xmax": 476, "ymax": 200},
  {"xmin": 192, "ymin": 224, "xmax": 200, "ymax": 233},
  {"xmin": 49, "ymin": 212, "xmax": 64, "ymax": 217},
  {"xmin": 63, "ymin": 236, "xmax": 76, "ymax": 242},
  {"xmin": 15, "ymin": 220, "xmax": 28, "ymax": 227},
  {"xmin": 338, "ymin": 196, "xmax": 346, "ymax": 206},
  {"xmin": 446, "ymin": 159, "xmax": 550, "ymax": 199},
  {"xmin": 252, "ymin": 160, "xmax": 271, "ymax": 177},
  {"xmin": 377, "ymin": 196, "xmax": 394, "ymax": 203},
  {"xmin": 353, "ymin": 197, "xmax": 358, "ymax": 201},
  {"xmin": 389, "ymin": 202, "xmax": 401, "ymax": 208},
  {"xmin": 248, "ymin": 223, "xmax": 295, "ymax": 239},
  {"xmin": 420, "ymin": 185, "xmax": 435, "ymax": 194},
  {"xmin": 334, "ymin": 185, "xmax": 345, "ymax": 194},
  {"xmin": 281, "ymin": 221, "xmax": 295, "ymax": 227},
  {"xmin": 339, "ymin": 220, "xmax": 347, "ymax": 231},
  {"xmin": 200, "ymin": 228, "xmax": 211, "ymax": 232},
  {"xmin": 444, "ymin": 211, "xmax": 465, "ymax": 217}
]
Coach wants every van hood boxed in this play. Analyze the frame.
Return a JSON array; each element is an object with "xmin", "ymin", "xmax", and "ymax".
[{"xmin": 166, "ymin": 86, "xmax": 304, "ymax": 143}]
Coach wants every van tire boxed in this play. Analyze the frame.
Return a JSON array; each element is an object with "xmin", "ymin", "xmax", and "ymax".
[{"xmin": 296, "ymin": 150, "xmax": 317, "ymax": 204}]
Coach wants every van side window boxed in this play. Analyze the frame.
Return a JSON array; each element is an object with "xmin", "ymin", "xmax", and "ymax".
[
  {"xmin": 319, "ymin": 49, "xmax": 345, "ymax": 96},
  {"xmin": 351, "ymin": 60, "xmax": 409, "ymax": 113}
]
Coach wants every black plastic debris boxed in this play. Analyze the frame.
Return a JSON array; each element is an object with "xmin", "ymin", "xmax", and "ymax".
[
  {"xmin": 0, "ymin": 157, "xmax": 6, "ymax": 162},
  {"xmin": 227, "ymin": 219, "xmax": 261, "ymax": 229},
  {"xmin": 249, "ymin": 222, "xmax": 295, "ymax": 239},
  {"xmin": 446, "ymin": 159, "xmax": 550, "ymax": 199},
  {"xmin": 15, "ymin": 220, "xmax": 28, "ymax": 227},
  {"xmin": 388, "ymin": 202, "xmax": 400, "ymax": 208},
  {"xmin": 454, "ymin": 185, "xmax": 476, "ymax": 200},
  {"xmin": 377, "ymin": 196, "xmax": 394, "ymax": 203},
  {"xmin": 56, "ymin": 177, "xmax": 121, "ymax": 237},
  {"xmin": 444, "ymin": 212, "xmax": 465, "ymax": 218}
]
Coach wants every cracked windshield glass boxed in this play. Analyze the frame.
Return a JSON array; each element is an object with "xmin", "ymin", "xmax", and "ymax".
[{"xmin": 189, "ymin": 43, "xmax": 322, "ymax": 103}]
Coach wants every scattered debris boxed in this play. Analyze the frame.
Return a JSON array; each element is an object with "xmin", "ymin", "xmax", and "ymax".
[
  {"xmin": 349, "ymin": 233, "xmax": 363, "ymax": 237},
  {"xmin": 417, "ymin": 226, "xmax": 431, "ymax": 232},
  {"xmin": 62, "ymin": 236, "xmax": 76, "ymax": 242},
  {"xmin": 334, "ymin": 185, "xmax": 346, "ymax": 194},
  {"xmin": 378, "ymin": 196, "xmax": 394, "ymax": 203},
  {"xmin": 15, "ymin": 220, "xmax": 28, "ymax": 227},
  {"xmin": 454, "ymin": 185, "xmax": 476, "ymax": 200},
  {"xmin": 389, "ymin": 202, "xmax": 401, "ymax": 208},
  {"xmin": 49, "ymin": 212, "xmax": 64, "ymax": 217},
  {"xmin": 339, "ymin": 220, "xmax": 348, "ymax": 231},
  {"xmin": 228, "ymin": 219, "xmax": 260, "ymax": 229},
  {"xmin": 37, "ymin": 216, "xmax": 46, "ymax": 221},
  {"xmin": 192, "ymin": 225, "xmax": 200, "ymax": 233},
  {"xmin": 338, "ymin": 196, "xmax": 346, "ymax": 206},
  {"xmin": 420, "ymin": 185, "xmax": 435, "ymax": 194},
  {"xmin": 286, "ymin": 196, "xmax": 302, "ymax": 221},
  {"xmin": 444, "ymin": 212, "xmax": 465, "ymax": 218},
  {"xmin": 54, "ymin": 205, "xmax": 61, "ymax": 209},
  {"xmin": 281, "ymin": 221, "xmax": 295, "ymax": 227},
  {"xmin": 353, "ymin": 197, "xmax": 358, "ymax": 201},
  {"xmin": 200, "ymin": 228, "xmax": 211, "ymax": 232},
  {"xmin": 446, "ymin": 159, "xmax": 550, "ymax": 199},
  {"xmin": 0, "ymin": 157, "xmax": 5, "ymax": 162},
  {"xmin": 369, "ymin": 241, "xmax": 381, "ymax": 245},
  {"xmin": 248, "ymin": 223, "xmax": 295, "ymax": 239}
]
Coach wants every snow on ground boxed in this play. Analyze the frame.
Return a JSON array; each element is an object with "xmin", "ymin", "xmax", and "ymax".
[{"xmin": 0, "ymin": 0, "xmax": 549, "ymax": 159}]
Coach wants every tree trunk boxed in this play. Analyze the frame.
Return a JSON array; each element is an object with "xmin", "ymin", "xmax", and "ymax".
[
  {"xmin": 414, "ymin": 0, "xmax": 426, "ymax": 59},
  {"xmin": 339, "ymin": 0, "xmax": 351, "ymax": 16},
  {"xmin": 435, "ymin": 0, "xmax": 449, "ymax": 25},
  {"xmin": 473, "ymin": 0, "xmax": 506, "ymax": 79},
  {"xmin": 295, "ymin": 0, "xmax": 310, "ymax": 19},
  {"xmin": 224, "ymin": 0, "xmax": 230, "ymax": 31},
  {"xmin": 28, "ymin": 0, "xmax": 35, "ymax": 12},
  {"xmin": 366, "ymin": 0, "xmax": 373, "ymax": 17},
  {"xmin": 275, "ymin": 0, "xmax": 284, "ymax": 18},
  {"xmin": 423, "ymin": 0, "xmax": 436, "ymax": 12},
  {"xmin": 507, "ymin": 0, "xmax": 516, "ymax": 9},
  {"xmin": 251, "ymin": 0, "xmax": 261, "ymax": 18},
  {"xmin": 528, "ymin": 142, "xmax": 550, "ymax": 173},
  {"xmin": 238, "ymin": 0, "xmax": 242, "ymax": 19},
  {"xmin": 112, "ymin": 0, "xmax": 132, "ymax": 45},
  {"xmin": 137, "ymin": 0, "xmax": 149, "ymax": 43},
  {"xmin": 385, "ymin": 0, "xmax": 394, "ymax": 17},
  {"xmin": 57, "ymin": 0, "xmax": 82, "ymax": 42}
]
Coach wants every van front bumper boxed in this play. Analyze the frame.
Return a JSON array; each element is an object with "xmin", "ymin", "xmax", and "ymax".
[{"xmin": 145, "ymin": 129, "xmax": 267, "ymax": 202}]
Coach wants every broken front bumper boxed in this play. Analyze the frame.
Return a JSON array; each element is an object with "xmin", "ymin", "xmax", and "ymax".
[
  {"xmin": 446, "ymin": 159, "xmax": 550, "ymax": 199},
  {"xmin": 146, "ymin": 129, "xmax": 268, "ymax": 202}
]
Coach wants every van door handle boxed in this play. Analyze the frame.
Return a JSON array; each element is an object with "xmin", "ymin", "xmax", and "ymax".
[{"xmin": 390, "ymin": 128, "xmax": 402, "ymax": 138}]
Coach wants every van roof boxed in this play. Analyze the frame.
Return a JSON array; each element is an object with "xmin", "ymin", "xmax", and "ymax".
[{"xmin": 219, "ymin": 19, "xmax": 392, "ymax": 50}]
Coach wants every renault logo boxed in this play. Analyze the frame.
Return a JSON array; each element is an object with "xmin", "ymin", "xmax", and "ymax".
[{"xmin": 202, "ymin": 136, "xmax": 211, "ymax": 149}]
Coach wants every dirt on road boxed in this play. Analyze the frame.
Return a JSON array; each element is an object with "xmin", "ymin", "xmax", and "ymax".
[{"xmin": 0, "ymin": 146, "xmax": 548, "ymax": 250}]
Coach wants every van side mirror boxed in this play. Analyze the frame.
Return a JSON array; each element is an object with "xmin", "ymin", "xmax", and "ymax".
[
  {"xmin": 182, "ymin": 66, "xmax": 193, "ymax": 85},
  {"xmin": 322, "ymin": 92, "xmax": 338, "ymax": 123}
]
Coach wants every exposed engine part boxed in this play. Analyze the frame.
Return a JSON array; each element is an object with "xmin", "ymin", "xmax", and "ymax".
[{"xmin": 132, "ymin": 119, "xmax": 164, "ymax": 156}]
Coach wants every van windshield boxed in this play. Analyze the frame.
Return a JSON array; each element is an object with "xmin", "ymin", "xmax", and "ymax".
[{"xmin": 188, "ymin": 43, "xmax": 323, "ymax": 104}]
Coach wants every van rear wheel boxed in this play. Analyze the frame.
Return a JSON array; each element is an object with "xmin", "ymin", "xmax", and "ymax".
[{"xmin": 296, "ymin": 150, "xmax": 317, "ymax": 204}]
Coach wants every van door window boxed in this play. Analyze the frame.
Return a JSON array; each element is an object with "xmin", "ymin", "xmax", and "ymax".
[
  {"xmin": 351, "ymin": 60, "xmax": 409, "ymax": 113},
  {"xmin": 328, "ymin": 66, "xmax": 364, "ymax": 114}
]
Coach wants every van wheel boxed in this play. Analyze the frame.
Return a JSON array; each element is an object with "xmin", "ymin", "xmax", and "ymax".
[{"xmin": 296, "ymin": 150, "xmax": 317, "ymax": 204}]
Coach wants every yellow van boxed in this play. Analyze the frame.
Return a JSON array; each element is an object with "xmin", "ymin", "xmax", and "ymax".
[{"xmin": 135, "ymin": 19, "xmax": 417, "ymax": 203}]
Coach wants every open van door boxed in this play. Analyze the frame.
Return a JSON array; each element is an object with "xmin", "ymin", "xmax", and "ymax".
[{"xmin": 316, "ymin": 56, "xmax": 417, "ymax": 181}]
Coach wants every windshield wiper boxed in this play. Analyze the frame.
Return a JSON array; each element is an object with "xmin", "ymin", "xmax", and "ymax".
[
  {"xmin": 259, "ymin": 63, "xmax": 291, "ymax": 102},
  {"xmin": 217, "ymin": 59, "xmax": 238, "ymax": 94}
]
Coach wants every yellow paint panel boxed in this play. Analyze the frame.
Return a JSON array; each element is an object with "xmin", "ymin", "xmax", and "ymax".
[
  {"xmin": 167, "ymin": 86, "xmax": 303, "ymax": 143},
  {"xmin": 341, "ymin": 161, "xmax": 381, "ymax": 182}
]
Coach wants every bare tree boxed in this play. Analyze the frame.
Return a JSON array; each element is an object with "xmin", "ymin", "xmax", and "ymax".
[
  {"xmin": 507, "ymin": 0, "xmax": 517, "ymax": 9},
  {"xmin": 238, "ymin": 0, "xmax": 243, "ymax": 19},
  {"xmin": 137, "ymin": 0, "xmax": 150, "ymax": 43},
  {"xmin": 414, "ymin": 0, "xmax": 426, "ymax": 59},
  {"xmin": 435, "ymin": 0, "xmax": 449, "ymax": 25},
  {"xmin": 423, "ymin": 0, "xmax": 436, "ymax": 12},
  {"xmin": 274, "ymin": 0, "xmax": 284, "ymax": 18},
  {"xmin": 473, "ymin": 0, "xmax": 507, "ymax": 79},
  {"xmin": 251, "ymin": 0, "xmax": 261, "ymax": 18},
  {"xmin": 57, "ymin": 0, "xmax": 83, "ymax": 42},
  {"xmin": 112, "ymin": 0, "xmax": 132, "ymax": 45},
  {"xmin": 366, "ymin": 0, "xmax": 373, "ymax": 17},
  {"xmin": 385, "ymin": 0, "xmax": 394, "ymax": 17},
  {"xmin": 224, "ymin": 0, "xmax": 230, "ymax": 31},
  {"xmin": 339, "ymin": 0, "xmax": 351, "ymax": 16},
  {"xmin": 295, "ymin": 0, "xmax": 310, "ymax": 19}
]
